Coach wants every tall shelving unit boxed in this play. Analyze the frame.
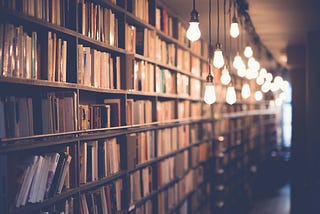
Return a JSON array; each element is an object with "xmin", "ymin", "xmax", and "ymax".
[
  {"xmin": 0, "ymin": 0, "xmax": 214, "ymax": 213},
  {"xmin": 0, "ymin": 0, "xmax": 279, "ymax": 214}
]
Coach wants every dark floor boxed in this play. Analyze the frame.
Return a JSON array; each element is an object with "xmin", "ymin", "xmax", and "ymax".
[{"xmin": 249, "ymin": 183, "xmax": 290, "ymax": 214}]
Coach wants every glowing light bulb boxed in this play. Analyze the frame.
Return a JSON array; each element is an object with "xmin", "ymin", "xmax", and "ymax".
[
  {"xmin": 237, "ymin": 67, "xmax": 246, "ymax": 77},
  {"xmin": 186, "ymin": 22, "xmax": 201, "ymax": 42},
  {"xmin": 241, "ymin": 83, "xmax": 251, "ymax": 99},
  {"xmin": 266, "ymin": 73, "xmax": 273, "ymax": 82},
  {"xmin": 230, "ymin": 17, "xmax": 239, "ymax": 38},
  {"xmin": 259, "ymin": 68, "xmax": 267, "ymax": 78},
  {"xmin": 244, "ymin": 46, "xmax": 253, "ymax": 58},
  {"xmin": 226, "ymin": 86, "xmax": 237, "ymax": 105},
  {"xmin": 204, "ymin": 73, "xmax": 216, "ymax": 104},
  {"xmin": 261, "ymin": 81, "xmax": 271, "ymax": 93},
  {"xmin": 280, "ymin": 80, "xmax": 290, "ymax": 92},
  {"xmin": 248, "ymin": 57, "xmax": 256, "ymax": 69},
  {"xmin": 213, "ymin": 44, "xmax": 224, "ymax": 69},
  {"xmin": 220, "ymin": 66, "xmax": 231, "ymax": 85},
  {"xmin": 204, "ymin": 84, "xmax": 216, "ymax": 104},
  {"xmin": 254, "ymin": 91, "xmax": 263, "ymax": 101},
  {"xmin": 256, "ymin": 76, "xmax": 264, "ymax": 85},
  {"xmin": 233, "ymin": 53, "xmax": 243, "ymax": 70}
]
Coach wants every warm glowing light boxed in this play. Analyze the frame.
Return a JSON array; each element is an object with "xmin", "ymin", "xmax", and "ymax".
[
  {"xmin": 280, "ymin": 80, "xmax": 290, "ymax": 92},
  {"xmin": 204, "ymin": 84, "xmax": 216, "ymax": 104},
  {"xmin": 266, "ymin": 73, "xmax": 273, "ymax": 82},
  {"xmin": 261, "ymin": 81, "xmax": 271, "ymax": 93},
  {"xmin": 275, "ymin": 97, "xmax": 282, "ymax": 106},
  {"xmin": 244, "ymin": 46, "xmax": 253, "ymax": 58},
  {"xmin": 237, "ymin": 67, "xmax": 246, "ymax": 77},
  {"xmin": 230, "ymin": 17, "xmax": 240, "ymax": 38},
  {"xmin": 213, "ymin": 46, "xmax": 225, "ymax": 68},
  {"xmin": 254, "ymin": 91, "xmax": 263, "ymax": 101},
  {"xmin": 226, "ymin": 86, "xmax": 237, "ymax": 105},
  {"xmin": 248, "ymin": 57, "xmax": 256, "ymax": 69},
  {"xmin": 186, "ymin": 22, "xmax": 201, "ymax": 42},
  {"xmin": 246, "ymin": 68, "xmax": 258, "ymax": 80},
  {"xmin": 256, "ymin": 76, "xmax": 264, "ymax": 85},
  {"xmin": 220, "ymin": 66, "xmax": 231, "ymax": 85},
  {"xmin": 241, "ymin": 83, "xmax": 251, "ymax": 99},
  {"xmin": 233, "ymin": 53, "xmax": 242, "ymax": 70},
  {"xmin": 259, "ymin": 68, "xmax": 267, "ymax": 78}
]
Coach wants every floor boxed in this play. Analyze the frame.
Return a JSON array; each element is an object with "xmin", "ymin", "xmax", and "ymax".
[{"xmin": 249, "ymin": 183, "xmax": 291, "ymax": 214}]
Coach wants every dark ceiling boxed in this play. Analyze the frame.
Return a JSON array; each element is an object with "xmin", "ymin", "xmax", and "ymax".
[{"xmin": 163, "ymin": 0, "xmax": 320, "ymax": 71}]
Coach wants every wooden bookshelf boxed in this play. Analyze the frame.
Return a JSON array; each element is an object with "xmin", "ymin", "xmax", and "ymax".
[{"xmin": 0, "ymin": 0, "xmax": 278, "ymax": 213}]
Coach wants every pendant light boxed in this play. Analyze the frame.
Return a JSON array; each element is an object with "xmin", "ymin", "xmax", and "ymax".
[
  {"xmin": 186, "ymin": 0, "xmax": 201, "ymax": 42},
  {"xmin": 221, "ymin": 0, "xmax": 231, "ymax": 86},
  {"xmin": 213, "ymin": 0, "xmax": 224, "ymax": 69},
  {"xmin": 241, "ymin": 83, "xmax": 251, "ymax": 99},
  {"xmin": 204, "ymin": 0, "xmax": 216, "ymax": 105},
  {"xmin": 226, "ymin": 84, "xmax": 237, "ymax": 105},
  {"xmin": 230, "ymin": 0, "xmax": 239, "ymax": 38}
]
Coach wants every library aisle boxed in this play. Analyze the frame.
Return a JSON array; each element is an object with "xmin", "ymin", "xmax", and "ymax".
[{"xmin": 249, "ymin": 183, "xmax": 290, "ymax": 214}]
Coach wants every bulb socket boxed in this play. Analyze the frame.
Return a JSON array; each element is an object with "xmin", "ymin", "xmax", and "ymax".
[
  {"xmin": 190, "ymin": 9, "xmax": 199, "ymax": 22},
  {"xmin": 206, "ymin": 72, "xmax": 214, "ymax": 83}
]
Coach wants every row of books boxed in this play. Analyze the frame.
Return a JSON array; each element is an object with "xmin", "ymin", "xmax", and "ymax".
[
  {"xmin": 156, "ymin": 127, "xmax": 178, "ymax": 157},
  {"xmin": 191, "ymin": 101, "xmax": 201, "ymax": 118},
  {"xmin": 126, "ymin": 99, "xmax": 152, "ymax": 126},
  {"xmin": 127, "ymin": 0, "xmax": 149, "ymax": 23},
  {"xmin": 42, "ymin": 92, "xmax": 77, "ymax": 134},
  {"xmin": 46, "ymin": 32, "xmax": 68, "ymax": 82},
  {"xmin": 134, "ymin": 199, "xmax": 152, "ymax": 214},
  {"xmin": 155, "ymin": 66, "xmax": 175, "ymax": 94},
  {"xmin": 80, "ymin": 179, "xmax": 122, "ymax": 214},
  {"xmin": 131, "ymin": 60, "xmax": 155, "ymax": 92},
  {"xmin": 177, "ymin": 47, "xmax": 190, "ymax": 72},
  {"xmin": 125, "ymin": 24, "xmax": 156, "ymax": 59},
  {"xmin": 190, "ymin": 78, "xmax": 201, "ymax": 99},
  {"xmin": 155, "ymin": 37, "xmax": 175, "ymax": 66},
  {"xmin": 177, "ymin": 22, "xmax": 188, "ymax": 46},
  {"xmin": 79, "ymin": 138, "xmax": 120, "ymax": 184},
  {"xmin": 191, "ymin": 55, "xmax": 201, "ymax": 77},
  {"xmin": 78, "ymin": 0, "xmax": 118, "ymax": 46},
  {"xmin": 0, "ymin": 97, "xmax": 33, "ymax": 138},
  {"xmin": 157, "ymin": 183, "xmax": 179, "ymax": 214},
  {"xmin": 176, "ymin": 73, "xmax": 189, "ymax": 97},
  {"xmin": 4, "ymin": 0, "xmax": 72, "ymax": 27},
  {"xmin": 177, "ymin": 100, "xmax": 190, "ymax": 119},
  {"xmin": 156, "ymin": 100, "xmax": 175, "ymax": 122},
  {"xmin": 155, "ymin": 7, "xmax": 175, "ymax": 37},
  {"xmin": 15, "ymin": 151, "xmax": 73, "ymax": 207},
  {"xmin": 79, "ymin": 99, "xmax": 121, "ymax": 131},
  {"xmin": 129, "ymin": 166, "xmax": 152, "ymax": 206},
  {"xmin": 77, "ymin": 44, "xmax": 121, "ymax": 89},
  {"xmin": 125, "ymin": 131, "xmax": 155, "ymax": 171},
  {"xmin": 0, "ymin": 23, "xmax": 68, "ymax": 82}
]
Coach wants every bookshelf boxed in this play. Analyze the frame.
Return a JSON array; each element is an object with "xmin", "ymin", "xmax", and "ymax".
[{"xmin": 0, "ymin": 0, "xmax": 278, "ymax": 214}]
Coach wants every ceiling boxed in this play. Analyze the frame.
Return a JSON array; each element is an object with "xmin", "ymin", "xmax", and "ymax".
[{"xmin": 163, "ymin": 0, "xmax": 320, "ymax": 71}]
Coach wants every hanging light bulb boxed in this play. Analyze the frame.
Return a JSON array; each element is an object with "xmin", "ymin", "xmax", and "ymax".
[
  {"xmin": 248, "ymin": 57, "xmax": 256, "ymax": 69},
  {"xmin": 220, "ymin": 65, "xmax": 231, "ymax": 85},
  {"xmin": 256, "ymin": 75, "xmax": 264, "ymax": 85},
  {"xmin": 186, "ymin": 0, "xmax": 201, "ymax": 42},
  {"xmin": 204, "ymin": 72, "xmax": 216, "ymax": 104},
  {"xmin": 213, "ymin": 43, "xmax": 225, "ymax": 69},
  {"xmin": 237, "ymin": 67, "xmax": 246, "ymax": 77},
  {"xmin": 226, "ymin": 85, "xmax": 237, "ymax": 105},
  {"xmin": 233, "ymin": 52, "xmax": 242, "ymax": 70},
  {"xmin": 259, "ymin": 68, "xmax": 268, "ymax": 78},
  {"xmin": 230, "ymin": 16, "xmax": 239, "ymax": 38},
  {"xmin": 241, "ymin": 83, "xmax": 251, "ymax": 99},
  {"xmin": 266, "ymin": 73, "xmax": 273, "ymax": 82},
  {"xmin": 254, "ymin": 91, "xmax": 263, "ymax": 101},
  {"xmin": 261, "ymin": 81, "xmax": 271, "ymax": 93},
  {"xmin": 244, "ymin": 46, "xmax": 253, "ymax": 58},
  {"xmin": 204, "ymin": 0, "xmax": 216, "ymax": 105}
]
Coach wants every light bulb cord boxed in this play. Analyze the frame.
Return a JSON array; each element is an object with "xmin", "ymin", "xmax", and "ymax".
[{"xmin": 217, "ymin": 0, "xmax": 220, "ymax": 43}]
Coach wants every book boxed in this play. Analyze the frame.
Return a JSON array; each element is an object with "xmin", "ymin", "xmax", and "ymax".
[{"xmin": 103, "ymin": 99, "xmax": 121, "ymax": 127}]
